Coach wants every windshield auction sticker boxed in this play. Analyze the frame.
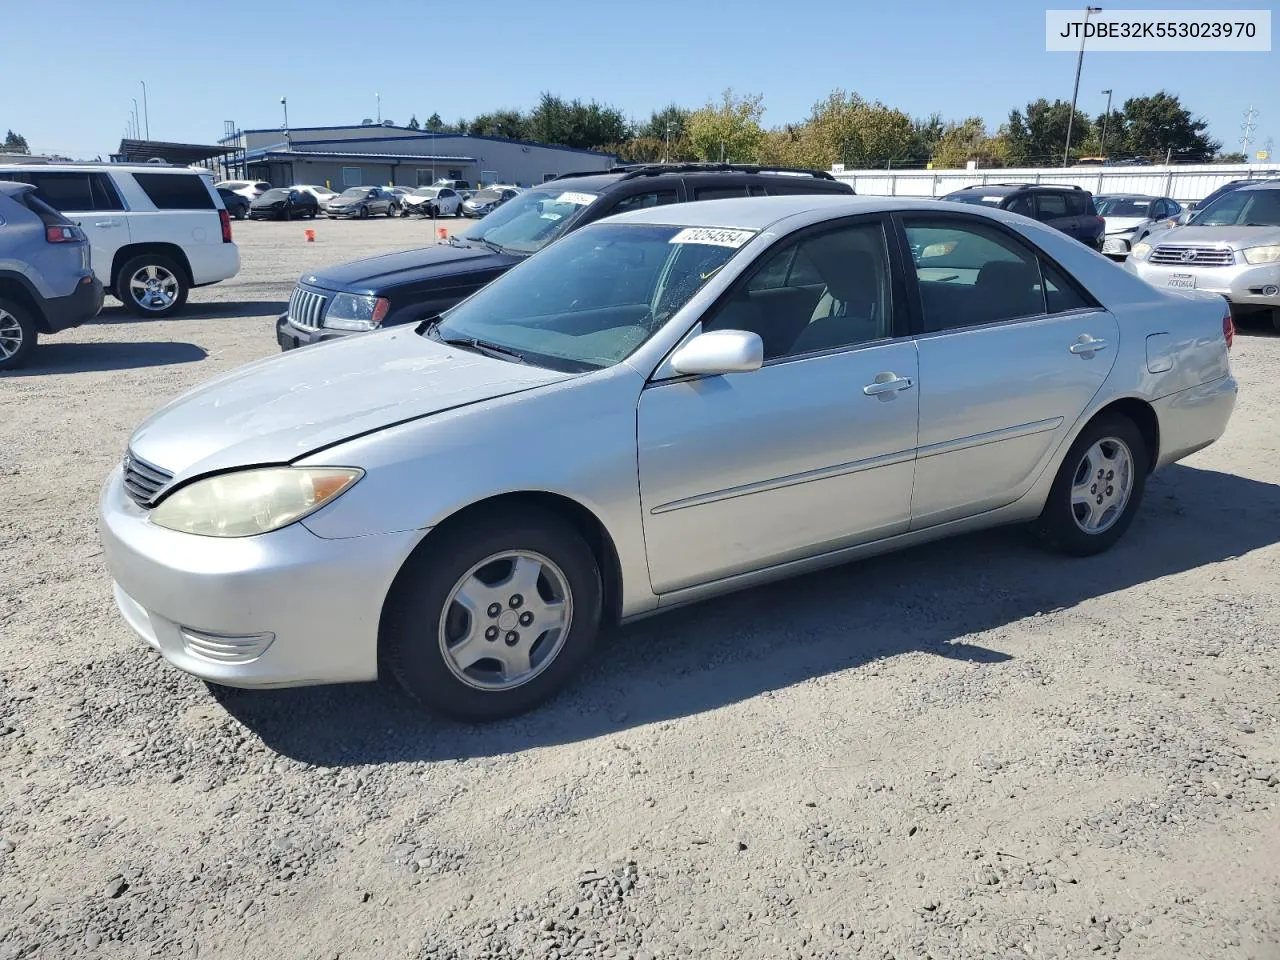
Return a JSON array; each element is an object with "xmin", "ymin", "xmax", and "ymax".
[
  {"xmin": 669, "ymin": 227, "xmax": 757, "ymax": 248},
  {"xmin": 555, "ymin": 191, "xmax": 597, "ymax": 206},
  {"xmin": 1045, "ymin": 9, "xmax": 1270, "ymax": 50}
]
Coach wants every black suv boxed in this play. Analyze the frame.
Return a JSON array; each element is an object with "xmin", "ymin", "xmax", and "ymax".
[
  {"xmin": 275, "ymin": 163, "xmax": 854, "ymax": 350},
  {"xmin": 942, "ymin": 184, "xmax": 1105, "ymax": 251}
]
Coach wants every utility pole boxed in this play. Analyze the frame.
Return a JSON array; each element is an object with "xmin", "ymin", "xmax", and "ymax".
[
  {"xmin": 1240, "ymin": 105, "xmax": 1259, "ymax": 157},
  {"xmin": 1100, "ymin": 88, "xmax": 1113, "ymax": 155},
  {"xmin": 1065, "ymin": 6, "xmax": 1103, "ymax": 167},
  {"xmin": 140, "ymin": 80, "xmax": 150, "ymax": 140},
  {"xmin": 376, "ymin": 92, "xmax": 381, "ymax": 125}
]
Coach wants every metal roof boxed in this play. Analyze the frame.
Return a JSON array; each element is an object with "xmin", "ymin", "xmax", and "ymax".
[
  {"xmin": 251, "ymin": 149, "xmax": 476, "ymax": 164},
  {"xmin": 112, "ymin": 139, "xmax": 233, "ymax": 164}
]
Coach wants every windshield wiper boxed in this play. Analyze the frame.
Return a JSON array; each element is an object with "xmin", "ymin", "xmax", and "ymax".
[
  {"xmin": 469, "ymin": 236, "xmax": 507, "ymax": 255},
  {"xmin": 437, "ymin": 332, "xmax": 529, "ymax": 364}
]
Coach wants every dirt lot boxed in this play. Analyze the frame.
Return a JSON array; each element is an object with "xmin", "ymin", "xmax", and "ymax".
[{"xmin": 1, "ymin": 219, "xmax": 1278, "ymax": 960}]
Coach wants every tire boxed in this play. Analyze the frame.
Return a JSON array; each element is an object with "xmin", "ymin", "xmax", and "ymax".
[
  {"xmin": 115, "ymin": 253, "xmax": 189, "ymax": 318},
  {"xmin": 283, "ymin": 207, "xmax": 292, "ymax": 221},
  {"xmin": 0, "ymin": 296, "xmax": 37, "ymax": 371},
  {"xmin": 1031, "ymin": 414, "xmax": 1149, "ymax": 556},
  {"xmin": 358, "ymin": 205, "xmax": 370, "ymax": 219},
  {"xmin": 387, "ymin": 203, "xmax": 397, "ymax": 217},
  {"xmin": 1272, "ymin": 308, "xmax": 1280, "ymax": 334},
  {"xmin": 234, "ymin": 207, "xmax": 247, "ymax": 221},
  {"xmin": 383, "ymin": 507, "xmax": 603, "ymax": 721}
]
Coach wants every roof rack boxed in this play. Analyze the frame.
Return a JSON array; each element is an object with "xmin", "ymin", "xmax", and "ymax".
[{"xmin": 551, "ymin": 162, "xmax": 836, "ymax": 182}]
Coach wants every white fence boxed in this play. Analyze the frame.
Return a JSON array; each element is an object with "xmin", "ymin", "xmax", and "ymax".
[{"xmin": 831, "ymin": 163, "xmax": 1280, "ymax": 204}]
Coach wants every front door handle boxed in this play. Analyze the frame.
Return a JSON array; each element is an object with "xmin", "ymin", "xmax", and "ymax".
[
  {"xmin": 1070, "ymin": 336, "xmax": 1108, "ymax": 356},
  {"xmin": 863, "ymin": 374, "xmax": 914, "ymax": 399},
  {"xmin": 93, "ymin": 220, "xmax": 119, "ymax": 228}
]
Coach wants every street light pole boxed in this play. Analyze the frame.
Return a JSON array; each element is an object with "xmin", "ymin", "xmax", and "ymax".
[
  {"xmin": 131, "ymin": 98, "xmax": 140, "ymax": 141},
  {"xmin": 664, "ymin": 122, "xmax": 673, "ymax": 163},
  {"xmin": 1100, "ymin": 88, "xmax": 1113, "ymax": 156},
  {"xmin": 140, "ymin": 81, "xmax": 150, "ymax": 140},
  {"xmin": 280, "ymin": 97, "xmax": 290, "ymax": 144},
  {"xmin": 1064, "ymin": 5, "xmax": 1102, "ymax": 167},
  {"xmin": 376, "ymin": 92, "xmax": 381, "ymax": 125}
]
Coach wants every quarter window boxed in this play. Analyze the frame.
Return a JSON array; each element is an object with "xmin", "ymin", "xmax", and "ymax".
[
  {"xmin": 904, "ymin": 219, "xmax": 1047, "ymax": 331},
  {"xmin": 1005, "ymin": 195, "xmax": 1034, "ymax": 217},
  {"xmin": 704, "ymin": 222, "xmax": 894, "ymax": 360},
  {"xmin": 1066, "ymin": 191, "xmax": 1091, "ymax": 216},
  {"xmin": 132, "ymin": 173, "xmax": 215, "ymax": 210}
]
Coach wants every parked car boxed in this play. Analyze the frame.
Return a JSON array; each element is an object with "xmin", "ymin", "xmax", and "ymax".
[
  {"xmin": 215, "ymin": 180, "xmax": 271, "ymax": 201},
  {"xmin": 399, "ymin": 186, "xmax": 464, "ymax": 217},
  {"xmin": 217, "ymin": 188, "xmax": 251, "ymax": 220},
  {"xmin": 0, "ymin": 182, "xmax": 104, "ymax": 370},
  {"xmin": 1127, "ymin": 180, "xmax": 1280, "ymax": 331},
  {"xmin": 295, "ymin": 184, "xmax": 339, "ymax": 205},
  {"xmin": 942, "ymin": 184, "xmax": 1105, "ymax": 250},
  {"xmin": 434, "ymin": 179, "xmax": 473, "ymax": 192},
  {"xmin": 275, "ymin": 163, "xmax": 855, "ymax": 350},
  {"xmin": 324, "ymin": 186, "xmax": 397, "ymax": 219},
  {"xmin": 249, "ymin": 187, "xmax": 320, "ymax": 220},
  {"xmin": 0, "ymin": 163, "xmax": 240, "ymax": 317},
  {"xmin": 1093, "ymin": 194, "xmax": 1184, "ymax": 260},
  {"xmin": 1185, "ymin": 177, "xmax": 1280, "ymax": 213},
  {"xmin": 103, "ymin": 194, "xmax": 1237, "ymax": 720},
  {"xmin": 461, "ymin": 187, "xmax": 520, "ymax": 218}
]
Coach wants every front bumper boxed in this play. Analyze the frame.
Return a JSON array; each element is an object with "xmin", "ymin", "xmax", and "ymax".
[
  {"xmin": 43, "ymin": 274, "xmax": 104, "ymax": 333},
  {"xmin": 98, "ymin": 466, "xmax": 421, "ymax": 688},
  {"xmin": 275, "ymin": 312, "xmax": 355, "ymax": 350},
  {"xmin": 1127, "ymin": 258, "xmax": 1280, "ymax": 308}
]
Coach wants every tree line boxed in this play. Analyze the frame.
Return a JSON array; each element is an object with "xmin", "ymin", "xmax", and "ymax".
[
  {"xmin": 403, "ymin": 89, "xmax": 1239, "ymax": 169},
  {"xmin": 2, "ymin": 130, "xmax": 30, "ymax": 154}
]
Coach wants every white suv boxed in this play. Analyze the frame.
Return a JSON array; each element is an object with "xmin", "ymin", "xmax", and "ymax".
[{"xmin": 0, "ymin": 164, "xmax": 240, "ymax": 317}]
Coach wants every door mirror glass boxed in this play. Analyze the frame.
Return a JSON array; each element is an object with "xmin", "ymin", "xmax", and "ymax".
[{"xmin": 670, "ymin": 330, "xmax": 763, "ymax": 376}]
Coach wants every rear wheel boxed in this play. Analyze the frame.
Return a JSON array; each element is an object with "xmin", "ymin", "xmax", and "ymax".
[
  {"xmin": 1032, "ymin": 414, "xmax": 1148, "ymax": 556},
  {"xmin": 116, "ymin": 254, "xmax": 188, "ymax": 318},
  {"xmin": 0, "ymin": 297, "xmax": 37, "ymax": 371},
  {"xmin": 383, "ymin": 508, "xmax": 603, "ymax": 721}
]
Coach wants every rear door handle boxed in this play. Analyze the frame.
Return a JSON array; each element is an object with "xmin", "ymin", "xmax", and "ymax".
[
  {"xmin": 93, "ymin": 220, "xmax": 119, "ymax": 228},
  {"xmin": 1069, "ymin": 336, "xmax": 1108, "ymax": 355},
  {"xmin": 863, "ymin": 374, "xmax": 914, "ymax": 398}
]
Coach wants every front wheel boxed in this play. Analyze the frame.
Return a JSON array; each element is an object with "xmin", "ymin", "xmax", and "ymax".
[
  {"xmin": 387, "ymin": 203, "xmax": 398, "ymax": 218},
  {"xmin": 0, "ymin": 297, "xmax": 37, "ymax": 371},
  {"xmin": 358, "ymin": 205, "xmax": 370, "ymax": 219},
  {"xmin": 383, "ymin": 509, "xmax": 603, "ymax": 721},
  {"xmin": 1032, "ymin": 414, "xmax": 1148, "ymax": 556},
  {"xmin": 116, "ymin": 254, "xmax": 189, "ymax": 318}
]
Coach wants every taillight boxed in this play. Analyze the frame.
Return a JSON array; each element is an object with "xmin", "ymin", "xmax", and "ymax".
[
  {"xmin": 1223, "ymin": 307, "xmax": 1234, "ymax": 350},
  {"xmin": 219, "ymin": 209, "xmax": 232, "ymax": 243},
  {"xmin": 46, "ymin": 225, "xmax": 80, "ymax": 243}
]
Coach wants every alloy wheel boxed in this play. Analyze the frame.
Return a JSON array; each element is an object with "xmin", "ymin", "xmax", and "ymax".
[
  {"xmin": 128, "ymin": 265, "xmax": 180, "ymax": 313},
  {"xmin": 0, "ymin": 307, "xmax": 23, "ymax": 361},
  {"xmin": 1070, "ymin": 437, "xmax": 1134, "ymax": 534}
]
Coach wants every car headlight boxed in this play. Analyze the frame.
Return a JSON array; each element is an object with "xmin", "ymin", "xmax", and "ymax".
[
  {"xmin": 150, "ymin": 467, "xmax": 363, "ymax": 538},
  {"xmin": 1131, "ymin": 241, "xmax": 1153, "ymax": 260},
  {"xmin": 1242, "ymin": 245, "xmax": 1280, "ymax": 265},
  {"xmin": 323, "ymin": 292, "xmax": 390, "ymax": 331},
  {"xmin": 1102, "ymin": 237, "xmax": 1131, "ymax": 254}
]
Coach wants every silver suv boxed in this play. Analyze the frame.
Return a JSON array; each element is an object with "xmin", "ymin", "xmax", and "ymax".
[
  {"xmin": 0, "ymin": 182, "xmax": 104, "ymax": 370},
  {"xmin": 1127, "ymin": 181, "xmax": 1280, "ymax": 331}
]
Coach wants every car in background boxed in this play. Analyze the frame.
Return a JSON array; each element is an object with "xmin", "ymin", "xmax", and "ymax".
[
  {"xmin": 1186, "ymin": 177, "xmax": 1280, "ymax": 213},
  {"xmin": 106, "ymin": 193, "xmax": 1237, "ymax": 720},
  {"xmin": 217, "ymin": 188, "xmax": 251, "ymax": 220},
  {"xmin": 0, "ymin": 163, "xmax": 240, "ymax": 318},
  {"xmin": 1127, "ymin": 180, "xmax": 1280, "ymax": 331},
  {"xmin": 434, "ymin": 179, "xmax": 473, "ymax": 193},
  {"xmin": 249, "ymin": 188, "xmax": 320, "ymax": 221},
  {"xmin": 400, "ymin": 186, "xmax": 464, "ymax": 218},
  {"xmin": 275, "ymin": 163, "xmax": 856, "ymax": 350},
  {"xmin": 324, "ymin": 187, "xmax": 397, "ymax": 219},
  {"xmin": 1093, "ymin": 194, "xmax": 1183, "ymax": 260},
  {"xmin": 295, "ymin": 184, "xmax": 338, "ymax": 205},
  {"xmin": 461, "ymin": 187, "xmax": 520, "ymax": 218},
  {"xmin": 0, "ymin": 182, "xmax": 104, "ymax": 370},
  {"xmin": 943, "ymin": 183, "xmax": 1105, "ymax": 251},
  {"xmin": 215, "ymin": 180, "xmax": 271, "ymax": 201}
]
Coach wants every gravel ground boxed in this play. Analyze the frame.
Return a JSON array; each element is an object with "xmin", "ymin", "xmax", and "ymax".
[{"xmin": 1, "ymin": 219, "xmax": 1278, "ymax": 960}]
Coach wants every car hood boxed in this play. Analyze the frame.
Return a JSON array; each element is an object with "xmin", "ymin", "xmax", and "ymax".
[
  {"xmin": 128, "ymin": 328, "xmax": 573, "ymax": 483},
  {"xmin": 1153, "ymin": 224, "xmax": 1280, "ymax": 247},
  {"xmin": 403, "ymin": 194, "xmax": 435, "ymax": 204},
  {"xmin": 304, "ymin": 241, "xmax": 517, "ymax": 294},
  {"xmin": 1103, "ymin": 216, "xmax": 1150, "ymax": 234}
]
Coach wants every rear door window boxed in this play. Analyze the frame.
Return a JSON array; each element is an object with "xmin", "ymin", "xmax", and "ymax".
[
  {"xmin": 1035, "ymin": 193, "xmax": 1069, "ymax": 220},
  {"xmin": 692, "ymin": 184, "xmax": 749, "ymax": 201},
  {"xmin": 608, "ymin": 189, "xmax": 678, "ymax": 215},
  {"xmin": 132, "ymin": 173, "xmax": 215, "ymax": 210},
  {"xmin": 1066, "ymin": 192, "xmax": 1091, "ymax": 216}
]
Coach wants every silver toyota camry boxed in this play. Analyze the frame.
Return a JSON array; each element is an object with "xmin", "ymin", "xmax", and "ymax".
[{"xmin": 99, "ymin": 195, "xmax": 1238, "ymax": 720}]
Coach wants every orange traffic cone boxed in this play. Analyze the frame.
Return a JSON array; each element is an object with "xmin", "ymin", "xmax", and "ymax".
[
  {"xmin": 436, "ymin": 226, "xmax": 448, "ymax": 241},
  {"xmin": 304, "ymin": 229, "xmax": 315, "ymax": 242}
]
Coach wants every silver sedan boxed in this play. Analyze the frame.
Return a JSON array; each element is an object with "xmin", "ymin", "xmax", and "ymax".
[{"xmin": 99, "ymin": 195, "xmax": 1238, "ymax": 720}]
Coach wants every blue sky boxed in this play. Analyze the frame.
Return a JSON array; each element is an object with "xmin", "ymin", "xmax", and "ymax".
[{"xmin": 5, "ymin": 0, "xmax": 1275, "ymax": 161}]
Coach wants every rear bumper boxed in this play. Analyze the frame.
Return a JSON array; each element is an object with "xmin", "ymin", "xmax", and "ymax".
[
  {"xmin": 42, "ymin": 275, "xmax": 104, "ymax": 333},
  {"xmin": 1152, "ymin": 374, "xmax": 1238, "ymax": 471},
  {"xmin": 189, "ymin": 242, "xmax": 240, "ymax": 287}
]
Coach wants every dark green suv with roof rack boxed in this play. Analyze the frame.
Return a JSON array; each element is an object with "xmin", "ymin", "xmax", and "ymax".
[{"xmin": 275, "ymin": 163, "xmax": 854, "ymax": 351}]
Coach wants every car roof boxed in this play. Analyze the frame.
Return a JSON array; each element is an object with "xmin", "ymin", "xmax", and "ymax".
[
  {"xmin": 1236, "ymin": 180, "xmax": 1280, "ymax": 192},
  {"xmin": 540, "ymin": 166, "xmax": 843, "ymax": 195},
  {"xmin": 603, "ymin": 194, "xmax": 1011, "ymax": 230},
  {"xmin": 2, "ymin": 163, "xmax": 201, "ymax": 174},
  {"xmin": 1095, "ymin": 193, "xmax": 1161, "ymax": 200}
]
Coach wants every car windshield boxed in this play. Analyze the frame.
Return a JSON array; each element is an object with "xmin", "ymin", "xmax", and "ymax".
[
  {"xmin": 471, "ymin": 189, "xmax": 505, "ymax": 201},
  {"xmin": 258, "ymin": 188, "xmax": 290, "ymax": 200},
  {"xmin": 945, "ymin": 193, "xmax": 1007, "ymax": 207},
  {"xmin": 411, "ymin": 187, "xmax": 439, "ymax": 197},
  {"xmin": 1095, "ymin": 197, "xmax": 1153, "ymax": 217},
  {"xmin": 430, "ymin": 222, "xmax": 752, "ymax": 372},
  {"xmin": 339, "ymin": 188, "xmax": 367, "ymax": 198},
  {"xmin": 1190, "ymin": 189, "xmax": 1280, "ymax": 227},
  {"xmin": 462, "ymin": 188, "xmax": 598, "ymax": 255}
]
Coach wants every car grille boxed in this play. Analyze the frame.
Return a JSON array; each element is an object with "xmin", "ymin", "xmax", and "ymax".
[
  {"xmin": 1149, "ymin": 245, "xmax": 1236, "ymax": 267},
  {"xmin": 122, "ymin": 450, "xmax": 173, "ymax": 508},
  {"xmin": 287, "ymin": 286, "xmax": 328, "ymax": 329}
]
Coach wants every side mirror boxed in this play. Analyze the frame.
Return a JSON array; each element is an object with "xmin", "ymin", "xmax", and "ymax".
[{"xmin": 670, "ymin": 330, "xmax": 763, "ymax": 377}]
